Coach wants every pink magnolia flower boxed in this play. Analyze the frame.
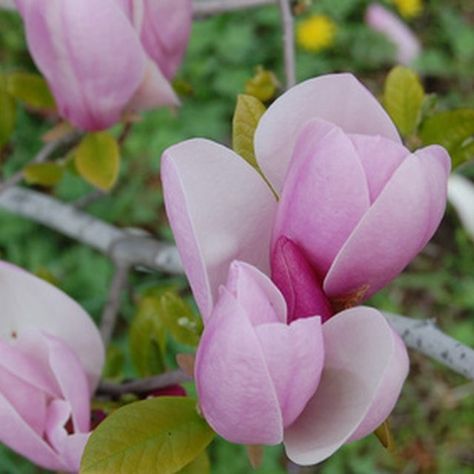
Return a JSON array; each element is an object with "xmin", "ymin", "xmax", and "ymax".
[
  {"xmin": 0, "ymin": 261, "xmax": 105, "ymax": 472},
  {"xmin": 195, "ymin": 261, "xmax": 408, "ymax": 464},
  {"xmin": 161, "ymin": 73, "xmax": 450, "ymax": 321},
  {"xmin": 365, "ymin": 3, "xmax": 421, "ymax": 65},
  {"xmin": 15, "ymin": 0, "xmax": 192, "ymax": 131}
]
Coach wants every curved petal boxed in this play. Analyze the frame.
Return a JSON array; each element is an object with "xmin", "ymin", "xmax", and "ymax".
[
  {"xmin": 324, "ymin": 145, "xmax": 451, "ymax": 304},
  {"xmin": 17, "ymin": 0, "xmax": 146, "ymax": 130},
  {"xmin": 0, "ymin": 392, "xmax": 64, "ymax": 471},
  {"xmin": 349, "ymin": 134, "xmax": 409, "ymax": 203},
  {"xmin": 161, "ymin": 139, "xmax": 277, "ymax": 321},
  {"xmin": 139, "ymin": 0, "xmax": 192, "ymax": 80},
  {"xmin": 284, "ymin": 307, "xmax": 409, "ymax": 465},
  {"xmin": 195, "ymin": 288, "xmax": 283, "ymax": 445},
  {"xmin": 365, "ymin": 4, "xmax": 421, "ymax": 65},
  {"xmin": 225, "ymin": 260, "xmax": 287, "ymax": 325},
  {"xmin": 0, "ymin": 261, "xmax": 105, "ymax": 391},
  {"xmin": 254, "ymin": 73, "xmax": 401, "ymax": 192},
  {"xmin": 256, "ymin": 316, "xmax": 324, "ymax": 428},
  {"xmin": 272, "ymin": 120, "xmax": 370, "ymax": 277},
  {"xmin": 271, "ymin": 237, "xmax": 333, "ymax": 323}
]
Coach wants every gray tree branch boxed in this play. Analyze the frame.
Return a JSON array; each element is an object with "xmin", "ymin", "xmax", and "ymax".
[{"xmin": 193, "ymin": 0, "xmax": 275, "ymax": 17}]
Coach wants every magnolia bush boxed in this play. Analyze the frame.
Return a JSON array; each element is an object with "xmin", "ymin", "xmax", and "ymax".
[{"xmin": 0, "ymin": 1, "xmax": 473, "ymax": 473}]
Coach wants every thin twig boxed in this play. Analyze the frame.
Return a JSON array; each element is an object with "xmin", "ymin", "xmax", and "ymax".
[
  {"xmin": 73, "ymin": 189, "xmax": 105, "ymax": 209},
  {"xmin": 193, "ymin": 0, "xmax": 275, "ymax": 17},
  {"xmin": 384, "ymin": 312, "xmax": 474, "ymax": 380},
  {"xmin": 278, "ymin": 0, "xmax": 297, "ymax": 88},
  {"xmin": 97, "ymin": 370, "xmax": 191, "ymax": 397},
  {"xmin": 0, "ymin": 131, "xmax": 81, "ymax": 193},
  {"xmin": 100, "ymin": 264, "xmax": 129, "ymax": 345}
]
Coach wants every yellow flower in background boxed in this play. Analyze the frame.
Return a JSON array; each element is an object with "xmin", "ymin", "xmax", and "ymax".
[
  {"xmin": 393, "ymin": 0, "xmax": 423, "ymax": 18},
  {"xmin": 297, "ymin": 14, "xmax": 336, "ymax": 53}
]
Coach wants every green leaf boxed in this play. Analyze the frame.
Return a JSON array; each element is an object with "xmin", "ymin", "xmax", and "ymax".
[
  {"xmin": 160, "ymin": 292, "xmax": 202, "ymax": 347},
  {"xmin": 23, "ymin": 162, "xmax": 64, "ymax": 187},
  {"xmin": 0, "ymin": 75, "xmax": 16, "ymax": 148},
  {"xmin": 420, "ymin": 109, "xmax": 474, "ymax": 167},
  {"xmin": 129, "ymin": 296, "xmax": 167, "ymax": 377},
  {"xmin": 80, "ymin": 397, "xmax": 215, "ymax": 474},
  {"xmin": 178, "ymin": 451, "xmax": 210, "ymax": 474},
  {"xmin": 7, "ymin": 72, "xmax": 55, "ymax": 110},
  {"xmin": 383, "ymin": 66, "xmax": 425, "ymax": 138},
  {"xmin": 232, "ymin": 94, "xmax": 266, "ymax": 169},
  {"xmin": 102, "ymin": 345, "xmax": 125, "ymax": 379},
  {"xmin": 75, "ymin": 132, "xmax": 120, "ymax": 191},
  {"xmin": 245, "ymin": 66, "xmax": 279, "ymax": 102}
]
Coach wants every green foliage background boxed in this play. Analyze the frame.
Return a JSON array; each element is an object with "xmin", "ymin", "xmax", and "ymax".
[{"xmin": 0, "ymin": 0, "xmax": 473, "ymax": 472}]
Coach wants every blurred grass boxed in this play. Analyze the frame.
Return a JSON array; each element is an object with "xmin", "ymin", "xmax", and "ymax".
[{"xmin": 1, "ymin": 1, "xmax": 473, "ymax": 473}]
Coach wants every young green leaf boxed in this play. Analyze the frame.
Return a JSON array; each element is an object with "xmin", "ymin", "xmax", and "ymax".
[
  {"xmin": 7, "ymin": 72, "xmax": 56, "ymax": 110},
  {"xmin": 0, "ymin": 75, "xmax": 16, "ymax": 148},
  {"xmin": 80, "ymin": 397, "xmax": 215, "ymax": 474},
  {"xmin": 232, "ymin": 94, "xmax": 266, "ymax": 169},
  {"xmin": 178, "ymin": 451, "xmax": 210, "ymax": 474},
  {"xmin": 129, "ymin": 296, "xmax": 167, "ymax": 377},
  {"xmin": 160, "ymin": 292, "xmax": 202, "ymax": 347},
  {"xmin": 24, "ymin": 162, "xmax": 64, "ymax": 187},
  {"xmin": 420, "ymin": 109, "xmax": 474, "ymax": 168},
  {"xmin": 75, "ymin": 132, "xmax": 120, "ymax": 191},
  {"xmin": 245, "ymin": 66, "xmax": 279, "ymax": 102},
  {"xmin": 383, "ymin": 66, "xmax": 425, "ymax": 138}
]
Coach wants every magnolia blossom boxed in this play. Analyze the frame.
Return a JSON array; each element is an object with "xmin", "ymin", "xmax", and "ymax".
[
  {"xmin": 195, "ymin": 261, "xmax": 408, "ymax": 464},
  {"xmin": 161, "ymin": 73, "xmax": 451, "ymax": 321},
  {"xmin": 365, "ymin": 3, "xmax": 421, "ymax": 65},
  {"xmin": 14, "ymin": 0, "xmax": 192, "ymax": 130},
  {"xmin": 0, "ymin": 261, "xmax": 105, "ymax": 472}
]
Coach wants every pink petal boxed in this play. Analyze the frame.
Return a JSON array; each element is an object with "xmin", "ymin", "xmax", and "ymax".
[
  {"xmin": 284, "ymin": 307, "xmax": 409, "ymax": 465},
  {"xmin": 0, "ymin": 261, "xmax": 105, "ymax": 391},
  {"xmin": 0, "ymin": 392, "xmax": 64, "ymax": 471},
  {"xmin": 324, "ymin": 145, "xmax": 451, "ymax": 304},
  {"xmin": 272, "ymin": 119, "xmax": 370, "ymax": 277},
  {"xmin": 254, "ymin": 73, "xmax": 401, "ymax": 193},
  {"xmin": 17, "ymin": 0, "xmax": 146, "ymax": 130},
  {"xmin": 195, "ymin": 288, "xmax": 283, "ymax": 445},
  {"xmin": 225, "ymin": 260, "xmax": 287, "ymax": 325},
  {"xmin": 271, "ymin": 236, "xmax": 333, "ymax": 323},
  {"xmin": 139, "ymin": 0, "xmax": 192, "ymax": 80},
  {"xmin": 350, "ymin": 134, "xmax": 410, "ymax": 203},
  {"xmin": 366, "ymin": 4, "xmax": 421, "ymax": 65},
  {"xmin": 161, "ymin": 139, "xmax": 277, "ymax": 321},
  {"xmin": 128, "ymin": 59, "xmax": 179, "ymax": 112},
  {"xmin": 255, "ymin": 316, "xmax": 324, "ymax": 428}
]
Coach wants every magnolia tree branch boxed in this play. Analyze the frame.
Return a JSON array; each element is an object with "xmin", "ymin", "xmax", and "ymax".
[
  {"xmin": 384, "ymin": 313, "xmax": 474, "ymax": 379},
  {"xmin": 278, "ymin": 0, "xmax": 297, "ymax": 88},
  {"xmin": 192, "ymin": 0, "xmax": 275, "ymax": 17},
  {"xmin": 0, "ymin": 186, "xmax": 182, "ymax": 274}
]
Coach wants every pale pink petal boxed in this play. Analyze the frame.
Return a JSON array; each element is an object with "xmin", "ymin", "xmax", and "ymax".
[
  {"xmin": 324, "ymin": 146, "xmax": 451, "ymax": 303},
  {"xmin": 128, "ymin": 59, "xmax": 179, "ymax": 112},
  {"xmin": 225, "ymin": 260, "xmax": 287, "ymax": 325},
  {"xmin": 0, "ymin": 392, "xmax": 64, "ymax": 471},
  {"xmin": 161, "ymin": 139, "xmax": 277, "ymax": 321},
  {"xmin": 195, "ymin": 288, "xmax": 283, "ymax": 445},
  {"xmin": 256, "ymin": 316, "xmax": 324, "ymax": 428},
  {"xmin": 349, "ymin": 134, "xmax": 410, "ymax": 202},
  {"xmin": 271, "ymin": 236, "xmax": 333, "ymax": 323},
  {"xmin": 366, "ymin": 4, "xmax": 421, "ymax": 65},
  {"xmin": 254, "ymin": 73, "xmax": 401, "ymax": 193},
  {"xmin": 16, "ymin": 0, "xmax": 146, "ymax": 130},
  {"xmin": 284, "ymin": 307, "xmax": 409, "ymax": 465},
  {"xmin": 139, "ymin": 0, "xmax": 192, "ymax": 79},
  {"xmin": 272, "ymin": 120, "xmax": 370, "ymax": 277},
  {"xmin": 0, "ymin": 261, "xmax": 105, "ymax": 390}
]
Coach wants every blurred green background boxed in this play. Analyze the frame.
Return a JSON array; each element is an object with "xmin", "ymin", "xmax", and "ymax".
[{"xmin": 0, "ymin": 0, "xmax": 473, "ymax": 473}]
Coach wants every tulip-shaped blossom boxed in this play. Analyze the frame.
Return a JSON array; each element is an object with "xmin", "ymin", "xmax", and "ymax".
[
  {"xmin": 0, "ymin": 261, "xmax": 105, "ymax": 472},
  {"xmin": 196, "ymin": 261, "xmax": 409, "ymax": 464},
  {"xmin": 365, "ymin": 3, "xmax": 421, "ymax": 65},
  {"xmin": 14, "ymin": 0, "xmax": 192, "ymax": 130},
  {"xmin": 161, "ymin": 73, "xmax": 450, "ymax": 322}
]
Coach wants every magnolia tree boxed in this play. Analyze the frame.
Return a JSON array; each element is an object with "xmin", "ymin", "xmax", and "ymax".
[{"xmin": 0, "ymin": 0, "xmax": 473, "ymax": 473}]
